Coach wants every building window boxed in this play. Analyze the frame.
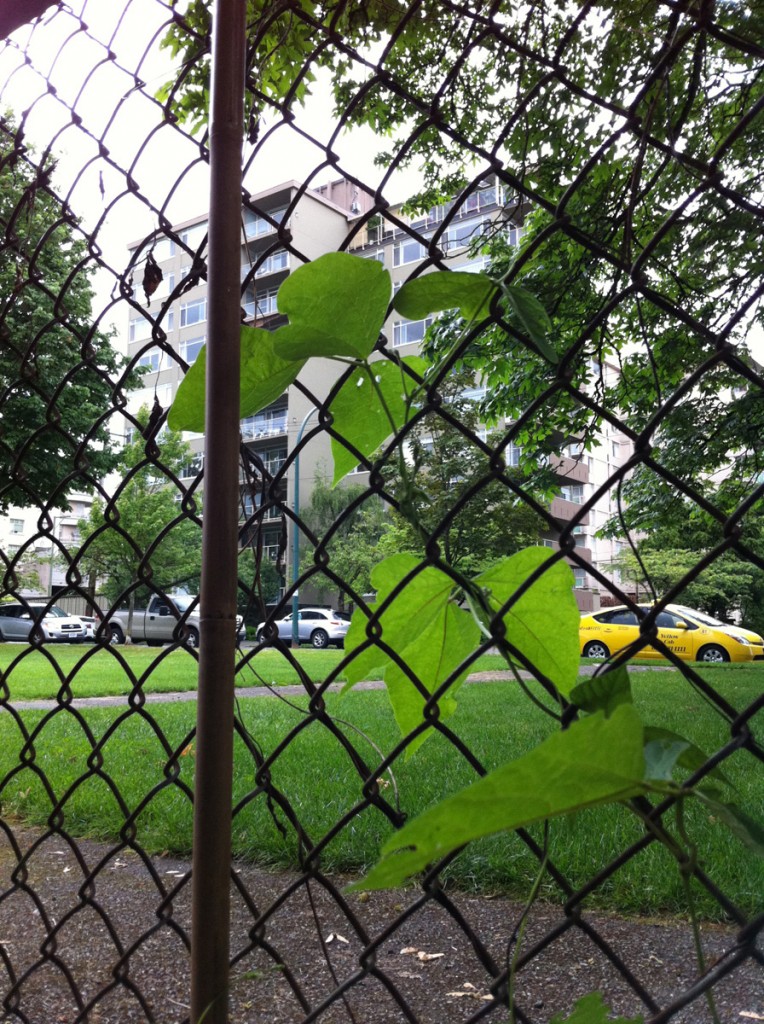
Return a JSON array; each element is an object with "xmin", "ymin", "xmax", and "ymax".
[
  {"xmin": 460, "ymin": 384, "xmax": 487, "ymax": 403},
  {"xmin": 243, "ymin": 207, "xmax": 286, "ymax": 239},
  {"xmin": 611, "ymin": 440, "xmax": 620, "ymax": 457},
  {"xmin": 180, "ymin": 299, "xmax": 207, "ymax": 328},
  {"xmin": 561, "ymin": 484, "xmax": 585, "ymax": 504},
  {"xmin": 180, "ymin": 222, "xmax": 207, "ymax": 248},
  {"xmin": 263, "ymin": 448, "xmax": 287, "ymax": 474},
  {"xmin": 362, "ymin": 249, "xmax": 386, "ymax": 263},
  {"xmin": 506, "ymin": 442, "xmax": 522, "ymax": 467},
  {"xmin": 253, "ymin": 249, "xmax": 289, "ymax": 277},
  {"xmin": 138, "ymin": 348, "xmax": 172, "ymax": 372},
  {"xmin": 180, "ymin": 453, "xmax": 204, "ymax": 478},
  {"xmin": 393, "ymin": 238, "xmax": 427, "ymax": 266},
  {"xmin": 572, "ymin": 566, "xmax": 587, "ymax": 589},
  {"xmin": 129, "ymin": 316, "xmax": 153, "ymax": 343},
  {"xmin": 181, "ymin": 337, "xmax": 205, "ymax": 365},
  {"xmin": 243, "ymin": 287, "xmax": 279, "ymax": 319},
  {"xmin": 392, "ymin": 316, "xmax": 433, "ymax": 347},
  {"xmin": 443, "ymin": 216, "xmax": 485, "ymax": 251},
  {"xmin": 241, "ymin": 408, "xmax": 288, "ymax": 439},
  {"xmin": 10, "ymin": 519, "xmax": 23, "ymax": 534}
]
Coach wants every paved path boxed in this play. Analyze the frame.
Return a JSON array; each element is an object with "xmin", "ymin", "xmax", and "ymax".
[{"xmin": 6, "ymin": 664, "xmax": 671, "ymax": 712}]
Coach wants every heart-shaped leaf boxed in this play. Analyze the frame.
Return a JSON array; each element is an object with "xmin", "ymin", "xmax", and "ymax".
[
  {"xmin": 330, "ymin": 357, "xmax": 425, "ymax": 483},
  {"xmin": 167, "ymin": 326, "xmax": 305, "ymax": 431},
  {"xmin": 278, "ymin": 251, "xmax": 391, "ymax": 358},
  {"xmin": 393, "ymin": 271, "xmax": 497, "ymax": 322}
]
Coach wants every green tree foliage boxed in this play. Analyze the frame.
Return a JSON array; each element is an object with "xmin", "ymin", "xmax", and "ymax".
[
  {"xmin": 0, "ymin": 116, "xmax": 129, "ymax": 512},
  {"xmin": 619, "ymin": 482, "xmax": 764, "ymax": 627},
  {"xmin": 614, "ymin": 547, "xmax": 758, "ymax": 623},
  {"xmin": 162, "ymin": 3, "xmax": 763, "ymax": 549},
  {"xmin": 299, "ymin": 474, "xmax": 389, "ymax": 606},
  {"xmin": 380, "ymin": 372, "xmax": 547, "ymax": 574},
  {"xmin": 77, "ymin": 407, "xmax": 202, "ymax": 606}
]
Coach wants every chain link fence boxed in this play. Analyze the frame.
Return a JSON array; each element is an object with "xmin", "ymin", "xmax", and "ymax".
[{"xmin": 0, "ymin": 0, "xmax": 762, "ymax": 1021}]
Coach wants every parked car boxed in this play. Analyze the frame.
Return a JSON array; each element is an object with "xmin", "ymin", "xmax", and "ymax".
[
  {"xmin": 0, "ymin": 603, "xmax": 87, "ymax": 643},
  {"xmin": 256, "ymin": 608, "xmax": 350, "ymax": 648},
  {"xmin": 579, "ymin": 603, "xmax": 764, "ymax": 663},
  {"xmin": 107, "ymin": 594, "xmax": 245, "ymax": 646},
  {"xmin": 76, "ymin": 614, "xmax": 100, "ymax": 641}
]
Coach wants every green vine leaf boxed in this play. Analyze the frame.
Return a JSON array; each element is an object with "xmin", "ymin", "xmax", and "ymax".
[
  {"xmin": 343, "ymin": 554, "xmax": 480, "ymax": 757},
  {"xmin": 167, "ymin": 326, "xmax": 305, "ymax": 431},
  {"xmin": 571, "ymin": 665, "xmax": 632, "ymax": 716},
  {"xmin": 476, "ymin": 549, "xmax": 580, "ymax": 696},
  {"xmin": 549, "ymin": 991, "xmax": 644, "ymax": 1024},
  {"xmin": 643, "ymin": 727, "xmax": 730, "ymax": 786},
  {"xmin": 276, "ymin": 252, "xmax": 391, "ymax": 359},
  {"xmin": 353, "ymin": 705, "xmax": 647, "ymax": 889},
  {"xmin": 696, "ymin": 789, "xmax": 764, "ymax": 857},
  {"xmin": 643, "ymin": 736, "xmax": 689, "ymax": 782},
  {"xmin": 393, "ymin": 271, "xmax": 498, "ymax": 322},
  {"xmin": 502, "ymin": 283, "xmax": 557, "ymax": 363},
  {"xmin": 330, "ymin": 356, "xmax": 426, "ymax": 484}
]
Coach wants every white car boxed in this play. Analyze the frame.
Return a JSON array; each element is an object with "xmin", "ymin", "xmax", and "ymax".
[
  {"xmin": 76, "ymin": 614, "xmax": 100, "ymax": 641},
  {"xmin": 256, "ymin": 608, "xmax": 350, "ymax": 648},
  {"xmin": 0, "ymin": 603, "xmax": 87, "ymax": 643}
]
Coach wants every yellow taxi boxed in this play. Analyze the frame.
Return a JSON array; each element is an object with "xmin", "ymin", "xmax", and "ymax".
[{"xmin": 579, "ymin": 603, "xmax": 764, "ymax": 663}]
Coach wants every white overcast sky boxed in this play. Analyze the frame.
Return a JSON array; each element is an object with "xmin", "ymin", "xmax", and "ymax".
[
  {"xmin": 0, "ymin": 0, "xmax": 424, "ymax": 343},
  {"xmin": 1, "ymin": 0, "xmax": 761, "ymax": 362}
]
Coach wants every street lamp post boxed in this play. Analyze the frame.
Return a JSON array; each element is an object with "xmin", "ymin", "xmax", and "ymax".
[{"xmin": 291, "ymin": 406, "xmax": 317, "ymax": 647}]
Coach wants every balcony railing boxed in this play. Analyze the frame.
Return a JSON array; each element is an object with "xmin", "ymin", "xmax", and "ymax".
[{"xmin": 241, "ymin": 415, "xmax": 287, "ymax": 440}]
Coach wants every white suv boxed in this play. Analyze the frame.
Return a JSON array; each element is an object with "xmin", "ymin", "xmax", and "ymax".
[
  {"xmin": 256, "ymin": 608, "xmax": 351, "ymax": 648},
  {"xmin": 0, "ymin": 603, "xmax": 87, "ymax": 643}
]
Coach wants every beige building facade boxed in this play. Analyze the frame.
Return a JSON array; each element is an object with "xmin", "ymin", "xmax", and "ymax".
[{"xmin": 124, "ymin": 177, "xmax": 632, "ymax": 611}]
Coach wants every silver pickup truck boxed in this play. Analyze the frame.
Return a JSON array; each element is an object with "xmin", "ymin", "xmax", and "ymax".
[{"xmin": 107, "ymin": 595, "xmax": 244, "ymax": 647}]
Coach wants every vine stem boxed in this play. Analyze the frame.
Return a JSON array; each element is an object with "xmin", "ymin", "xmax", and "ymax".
[
  {"xmin": 507, "ymin": 820, "xmax": 550, "ymax": 1024},
  {"xmin": 633, "ymin": 794, "xmax": 721, "ymax": 1024},
  {"xmin": 675, "ymin": 799, "xmax": 721, "ymax": 1024}
]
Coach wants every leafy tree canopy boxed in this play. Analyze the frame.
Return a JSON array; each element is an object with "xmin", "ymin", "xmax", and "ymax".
[
  {"xmin": 77, "ymin": 406, "xmax": 202, "ymax": 606},
  {"xmin": 162, "ymin": 3, "xmax": 763, "ymax": 546},
  {"xmin": 299, "ymin": 474, "xmax": 390, "ymax": 607},
  {"xmin": 0, "ymin": 116, "xmax": 131, "ymax": 512}
]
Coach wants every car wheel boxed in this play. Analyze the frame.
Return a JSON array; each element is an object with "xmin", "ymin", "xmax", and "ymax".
[
  {"xmin": 583, "ymin": 640, "xmax": 610, "ymax": 659},
  {"xmin": 185, "ymin": 626, "xmax": 200, "ymax": 649},
  {"xmin": 108, "ymin": 624, "xmax": 125, "ymax": 645},
  {"xmin": 697, "ymin": 644, "xmax": 730, "ymax": 664},
  {"xmin": 311, "ymin": 628, "xmax": 329, "ymax": 649}
]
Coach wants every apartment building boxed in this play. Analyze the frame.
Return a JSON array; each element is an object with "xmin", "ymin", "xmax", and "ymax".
[
  {"xmin": 124, "ymin": 177, "xmax": 631, "ymax": 611},
  {"xmin": 0, "ymin": 493, "xmax": 93, "ymax": 597}
]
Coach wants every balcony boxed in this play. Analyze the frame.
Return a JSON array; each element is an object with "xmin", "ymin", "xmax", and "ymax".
[
  {"xmin": 241, "ymin": 414, "xmax": 288, "ymax": 440},
  {"xmin": 550, "ymin": 454, "xmax": 589, "ymax": 484},
  {"xmin": 550, "ymin": 496, "xmax": 590, "ymax": 526}
]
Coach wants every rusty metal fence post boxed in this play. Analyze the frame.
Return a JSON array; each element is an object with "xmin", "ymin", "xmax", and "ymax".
[{"xmin": 190, "ymin": 1, "xmax": 246, "ymax": 1021}]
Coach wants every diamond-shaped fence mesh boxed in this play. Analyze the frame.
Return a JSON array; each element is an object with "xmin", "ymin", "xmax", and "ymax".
[{"xmin": 0, "ymin": 1, "xmax": 762, "ymax": 1021}]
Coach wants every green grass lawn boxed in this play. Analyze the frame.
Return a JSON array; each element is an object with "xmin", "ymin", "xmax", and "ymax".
[
  {"xmin": 0, "ymin": 643, "xmax": 516, "ymax": 700},
  {"xmin": 0, "ymin": 660, "xmax": 761, "ymax": 919}
]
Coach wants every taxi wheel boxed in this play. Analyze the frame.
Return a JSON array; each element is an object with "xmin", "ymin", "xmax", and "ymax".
[
  {"xmin": 697, "ymin": 644, "xmax": 729, "ymax": 664},
  {"xmin": 583, "ymin": 640, "xmax": 610, "ymax": 659}
]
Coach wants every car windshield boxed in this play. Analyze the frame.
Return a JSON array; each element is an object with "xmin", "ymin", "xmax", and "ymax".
[
  {"xmin": 28, "ymin": 605, "xmax": 67, "ymax": 619},
  {"xmin": 673, "ymin": 606, "xmax": 726, "ymax": 627},
  {"xmin": 169, "ymin": 595, "xmax": 196, "ymax": 612}
]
